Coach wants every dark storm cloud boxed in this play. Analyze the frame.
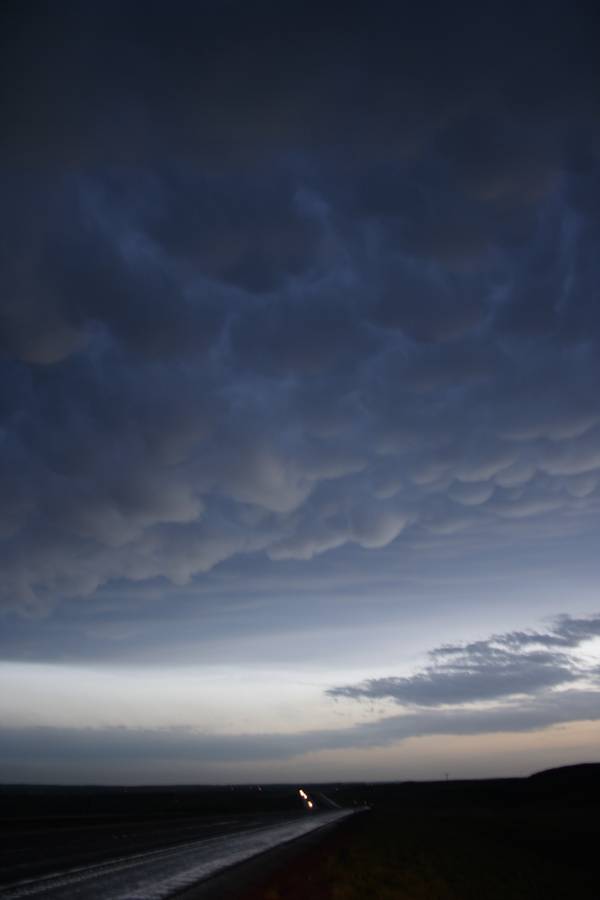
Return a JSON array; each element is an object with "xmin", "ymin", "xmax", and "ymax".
[
  {"xmin": 1, "ymin": 2, "xmax": 600, "ymax": 614},
  {"xmin": 4, "ymin": 2, "xmax": 598, "ymax": 166},
  {"xmin": 329, "ymin": 615, "xmax": 600, "ymax": 706}
]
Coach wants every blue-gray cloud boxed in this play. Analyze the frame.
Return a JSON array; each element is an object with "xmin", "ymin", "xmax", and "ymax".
[
  {"xmin": 329, "ymin": 615, "xmax": 600, "ymax": 706},
  {"xmin": 1, "ymin": 2, "xmax": 600, "ymax": 620}
]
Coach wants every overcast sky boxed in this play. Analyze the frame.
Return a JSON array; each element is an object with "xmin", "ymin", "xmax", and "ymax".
[{"xmin": 1, "ymin": 1, "xmax": 600, "ymax": 784}]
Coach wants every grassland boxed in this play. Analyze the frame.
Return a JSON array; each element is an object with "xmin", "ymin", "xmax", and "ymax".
[{"xmin": 239, "ymin": 768, "xmax": 600, "ymax": 899}]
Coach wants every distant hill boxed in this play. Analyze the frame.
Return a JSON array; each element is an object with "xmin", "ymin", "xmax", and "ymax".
[{"xmin": 529, "ymin": 762, "xmax": 600, "ymax": 782}]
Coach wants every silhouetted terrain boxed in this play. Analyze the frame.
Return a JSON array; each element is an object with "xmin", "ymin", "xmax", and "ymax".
[
  {"xmin": 2, "ymin": 766, "xmax": 599, "ymax": 898},
  {"xmin": 529, "ymin": 761, "xmax": 600, "ymax": 783}
]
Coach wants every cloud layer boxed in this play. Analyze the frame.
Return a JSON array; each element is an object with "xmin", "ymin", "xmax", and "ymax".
[
  {"xmin": 329, "ymin": 614, "xmax": 600, "ymax": 706},
  {"xmin": 2, "ymin": 614, "xmax": 599, "ymax": 773},
  {"xmin": 1, "ymin": 3, "xmax": 600, "ymax": 614}
]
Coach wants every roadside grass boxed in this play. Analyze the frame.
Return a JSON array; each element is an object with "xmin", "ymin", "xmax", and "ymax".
[
  {"xmin": 322, "ymin": 812, "xmax": 557, "ymax": 900},
  {"xmin": 247, "ymin": 806, "xmax": 598, "ymax": 900}
]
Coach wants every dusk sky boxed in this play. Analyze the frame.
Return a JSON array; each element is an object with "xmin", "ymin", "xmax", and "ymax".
[{"xmin": 1, "ymin": 1, "xmax": 600, "ymax": 784}]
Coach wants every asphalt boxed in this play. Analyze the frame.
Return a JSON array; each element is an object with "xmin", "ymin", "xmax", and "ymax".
[
  {"xmin": 0, "ymin": 811, "xmax": 307, "ymax": 890},
  {"xmin": 172, "ymin": 815, "xmax": 351, "ymax": 899}
]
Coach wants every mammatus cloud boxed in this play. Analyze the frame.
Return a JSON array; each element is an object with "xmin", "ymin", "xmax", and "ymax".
[
  {"xmin": 329, "ymin": 615, "xmax": 600, "ymax": 706},
  {"xmin": 1, "ymin": 3, "xmax": 600, "ymax": 611}
]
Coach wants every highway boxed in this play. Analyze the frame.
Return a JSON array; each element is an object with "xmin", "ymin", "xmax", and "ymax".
[{"xmin": 0, "ymin": 809, "xmax": 353, "ymax": 899}]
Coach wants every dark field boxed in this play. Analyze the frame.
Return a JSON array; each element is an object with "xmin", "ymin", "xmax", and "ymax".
[{"xmin": 0, "ymin": 781, "xmax": 311, "ymax": 824}]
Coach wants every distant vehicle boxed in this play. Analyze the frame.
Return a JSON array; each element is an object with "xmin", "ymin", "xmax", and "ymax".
[{"xmin": 298, "ymin": 788, "xmax": 315, "ymax": 810}]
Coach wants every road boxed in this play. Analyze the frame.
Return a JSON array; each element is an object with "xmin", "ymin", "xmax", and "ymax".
[{"xmin": 0, "ymin": 809, "xmax": 353, "ymax": 899}]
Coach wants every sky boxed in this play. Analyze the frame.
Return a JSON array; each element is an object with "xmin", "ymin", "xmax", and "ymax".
[{"xmin": 1, "ymin": 0, "xmax": 600, "ymax": 784}]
